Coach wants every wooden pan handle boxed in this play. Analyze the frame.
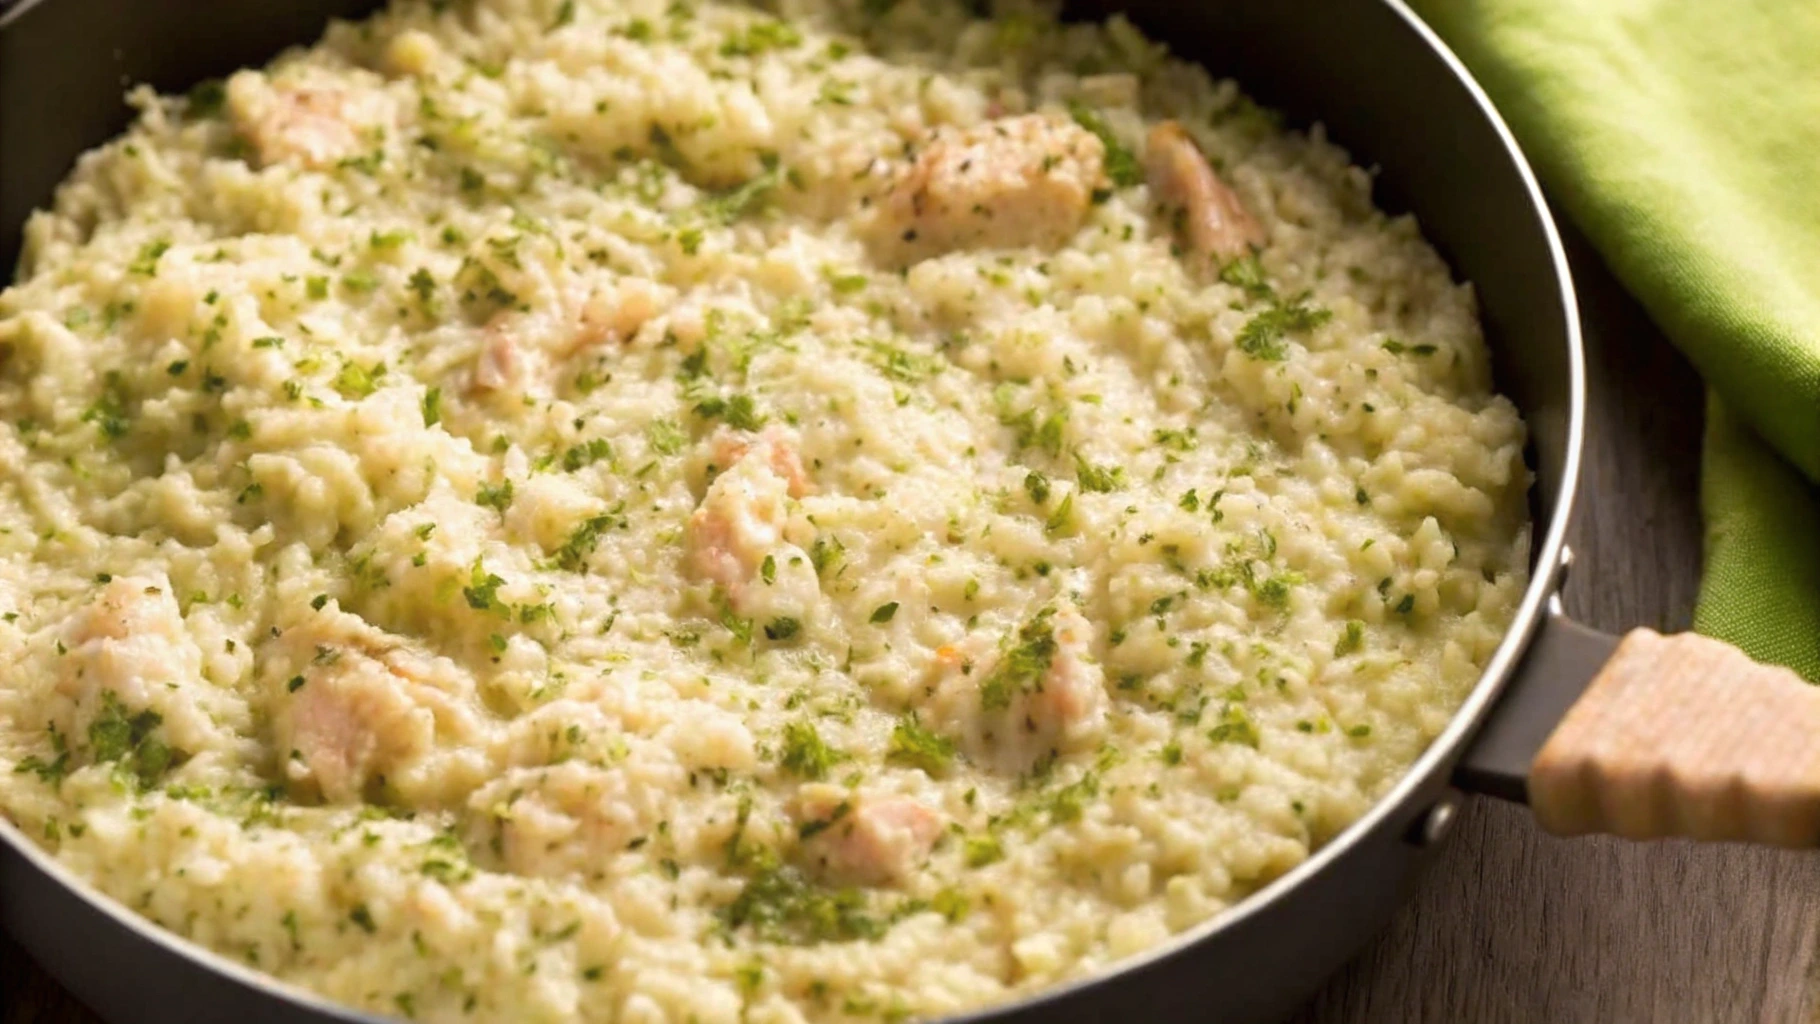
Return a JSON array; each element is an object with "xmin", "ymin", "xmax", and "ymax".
[{"xmin": 1530, "ymin": 628, "xmax": 1820, "ymax": 846}]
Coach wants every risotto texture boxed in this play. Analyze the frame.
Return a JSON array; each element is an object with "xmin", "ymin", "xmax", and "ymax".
[{"xmin": 0, "ymin": 0, "xmax": 1530, "ymax": 1020}]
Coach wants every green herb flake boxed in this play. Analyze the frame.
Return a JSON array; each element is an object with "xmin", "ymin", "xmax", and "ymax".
[
  {"xmin": 886, "ymin": 716, "xmax": 954, "ymax": 774},
  {"xmin": 1073, "ymin": 455, "xmax": 1124, "ymax": 493},
  {"xmin": 561, "ymin": 438, "xmax": 613, "ymax": 472},
  {"xmin": 129, "ymin": 240, "xmax": 171, "ymax": 277},
  {"xmin": 719, "ymin": 19, "xmax": 801, "ymax": 57},
  {"xmin": 186, "ymin": 79, "xmax": 227, "ymax": 119},
  {"xmin": 1023, "ymin": 471, "xmax": 1052, "ymax": 505},
  {"xmin": 1043, "ymin": 492, "xmax": 1075, "ymax": 535},
  {"xmin": 1334, "ymin": 619, "xmax": 1365, "ymax": 657},
  {"xmin": 979, "ymin": 609, "xmax": 1057, "ymax": 710},
  {"xmin": 646, "ymin": 418, "xmax": 688, "ymax": 455},
  {"xmin": 717, "ymin": 863, "xmax": 882, "ymax": 945},
  {"xmin": 869, "ymin": 602, "xmax": 899, "ymax": 624},
  {"xmin": 779, "ymin": 721, "xmax": 843, "ymax": 780},
  {"xmin": 475, "ymin": 479, "xmax": 515, "ymax": 512},
  {"xmin": 1067, "ymin": 103, "xmax": 1140, "ymax": 189},
  {"xmin": 1208, "ymin": 705, "xmax": 1260, "ymax": 748},
  {"xmin": 1218, "ymin": 254, "xmax": 1275, "ymax": 300},
  {"xmin": 1235, "ymin": 298, "xmax": 1333, "ymax": 361},
  {"xmin": 85, "ymin": 692, "xmax": 179, "ymax": 788},
  {"xmin": 334, "ymin": 361, "xmax": 385, "ymax": 400},
  {"xmin": 462, "ymin": 559, "xmax": 509, "ymax": 615},
  {"xmin": 699, "ymin": 167, "xmax": 781, "ymax": 226},
  {"xmin": 693, "ymin": 392, "xmax": 766, "ymax": 430},
  {"xmin": 963, "ymin": 833, "xmax": 1003, "ymax": 867}
]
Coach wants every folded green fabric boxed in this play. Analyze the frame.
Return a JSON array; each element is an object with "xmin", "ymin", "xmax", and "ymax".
[{"xmin": 1410, "ymin": 0, "xmax": 1820, "ymax": 679}]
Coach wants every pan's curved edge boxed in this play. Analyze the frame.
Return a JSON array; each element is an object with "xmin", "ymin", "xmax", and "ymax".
[
  {"xmin": 0, "ymin": 0, "xmax": 49, "ymax": 30},
  {"xmin": 0, "ymin": 0, "xmax": 1585, "ymax": 1022}
]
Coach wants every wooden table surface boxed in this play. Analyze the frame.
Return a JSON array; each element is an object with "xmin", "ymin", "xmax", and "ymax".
[{"xmin": 6, "ymin": 231, "xmax": 1817, "ymax": 1023}]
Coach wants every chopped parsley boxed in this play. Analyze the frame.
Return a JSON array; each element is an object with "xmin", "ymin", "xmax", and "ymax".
[
  {"xmin": 859, "ymin": 339, "xmax": 943, "ymax": 383},
  {"xmin": 553, "ymin": 511, "xmax": 619, "ymax": 572},
  {"xmin": 963, "ymin": 833, "xmax": 1003, "ymax": 867},
  {"xmin": 1023, "ymin": 471, "xmax": 1051, "ymax": 505},
  {"xmin": 185, "ymin": 79, "xmax": 227, "ymax": 119},
  {"xmin": 1334, "ymin": 619, "xmax": 1365, "ymax": 656},
  {"xmin": 979, "ymin": 608, "xmax": 1058, "ymax": 711},
  {"xmin": 475, "ymin": 479, "xmax": 514, "ymax": 512},
  {"xmin": 15, "ymin": 729, "xmax": 70, "ymax": 785},
  {"xmin": 1067, "ymin": 103, "xmax": 1141, "ymax": 189},
  {"xmin": 693, "ymin": 392, "xmax": 766, "ymax": 430},
  {"xmin": 1073, "ymin": 455, "xmax": 1124, "ymax": 493},
  {"xmin": 561, "ymin": 438, "xmax": 613, "ymax": 472},
  {"xmin": 719, "ymin": 19, "xmax": 801, "ymax": 57},
  {"xmin": 1383, "ymin": 338, "xmax": 1439, "ymax": 357},
  {"xmin": 779, "ymin": 721, "xmax": 842, "ymax": 779},
  {"xmin": 1208, "ymin": 705, "xmax": 1260, "ymax": 748},
  {"xmin": 1218, "ymin": 254, "xmax": 1275, "ymax": 300},
  {"xmin": 886, "ymin": 716, "xmax": 954, "ymax": 774},
  {"xmin": 646, "ymin": 419, "xmax": 688, "ymax": 455},
  {"xmin": 128, "ymin": 239, "xmax": 171, "ymax": 277},
  {"xmin": 461, "ymin": 560, "xmax": 509, "ymax": 615},
  {"xmin": 334, "ymin": 361, "xmax": 385, "ymax": 400},
  {"xmin": 86, "ymin": 691, "xmax": 179, "ymax": 788},
  {"xmin": 869, "ymin": 602, "xmax": 899, "ymax": 624},
  {"xmin": 699, "ymin": 166, "xmax": 781, "ymax": 225},
  {"xmin": 1235, "ymin": 298, "xmax": 1333, "ymax": 361},
  {"xmin": 718, "ymin": 863, "xmax": 881, "ymax": 945},
  {"xmin": 80, "ymin": 372, "xmax": 131, "ymax": 440}
]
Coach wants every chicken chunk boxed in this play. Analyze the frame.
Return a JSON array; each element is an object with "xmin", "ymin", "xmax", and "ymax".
[
  {"xmin": 707, "ymin": 426, "xmax": 812, "ymax": 498},
  {"xmin": 792, "ymin": 784, "xmax": 944, "ymax": 887},
  {"xmin": 472, "ymin": 319, "xmax": 528, "ymax": 394},
  {"xmin": 268, "ymin": 619, "xmax": 483, "ymax": 807},
  {"xmin": 687, "ymin": 429, "xmax": 819, "ymax": 619},
  {"xmin": 1145, "ymin": 120, "xmax": 1265, "ymax": 265},
  {"xmin": 54, "ymin": 575, "xmax": 239, "ymax": 763},
  {"xmin": 568, "ymin": 278, "xmax": 671, "ymax": 355},
  {"xmin": 228, "ymin": 71, "xmax": 393, "ymax": 171},
  {"xmin": 929, "ymin": 604, "xmax": 1108, "ymax": 774},
  {"xmin": 872, "ymin": 114, "xmax": 1107, "ymax": 263}
]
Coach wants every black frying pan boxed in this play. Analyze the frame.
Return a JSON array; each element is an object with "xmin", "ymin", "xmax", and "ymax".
[{"xmin": 0, "ymin": 0, "xmax": 1802, "ymax": 1021}]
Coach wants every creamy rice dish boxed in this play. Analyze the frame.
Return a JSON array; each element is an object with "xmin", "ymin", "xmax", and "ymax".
[{"xmin": 0, "ymin": 0, "xmax": 1531, "ymax": 1020}]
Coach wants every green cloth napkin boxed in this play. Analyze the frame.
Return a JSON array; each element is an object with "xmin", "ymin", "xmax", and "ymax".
[{"xmin": 1409, "ymin": 0, "xmax": 1820, "ymax": 679}]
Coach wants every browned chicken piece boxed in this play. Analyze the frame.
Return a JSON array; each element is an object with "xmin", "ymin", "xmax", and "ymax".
[
  {"xmin": 562, "ymin": 278, "xmax": 672, "ymax": 357},
  {"xmin": 230, "ymin": 75, "xmax": 392, "ymax": 171},
  {"xmin": 472, "ymin": 320, "xmax": 526, "ymax": 394},
  {"xmin": 707, "ymin": 426, "xmax": 812, "ymax": 498},
  {"xmin": 687, "ymin": 427, "xmax": 820, "ymax": 619},
  {"xmin": 269, "ymin": 626, "xmax": 481, "ymax": 805},
  {"xmin": 1145, "ymin": 120, "xmax": 1265, "ymax": 265},
  {"xmin": 926, "ymin": 605, "xmax": 1108, "ymax": 775},
  {"xmin": 792, "ymin": 784, "xmax": 945, "ymax": 887},
  {"xmin": 873, "ymin": 114, "xmax": 1107, "ymax": 263}
]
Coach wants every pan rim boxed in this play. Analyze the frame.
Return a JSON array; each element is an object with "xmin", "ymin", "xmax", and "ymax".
[{"xmin": 0, "ymin": 0, "xmax": 1584, "ymax": 1019}]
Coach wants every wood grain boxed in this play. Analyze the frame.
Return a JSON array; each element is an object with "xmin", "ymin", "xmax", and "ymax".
[{"xmin": 5, "ymin": 235, "xmax": 1817, "ymax": 1023}]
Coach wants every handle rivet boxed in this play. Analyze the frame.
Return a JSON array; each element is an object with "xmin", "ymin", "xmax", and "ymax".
[{"xmin": 1414, "ymin": 791, "xmax": 1462, "ymax": 847}]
